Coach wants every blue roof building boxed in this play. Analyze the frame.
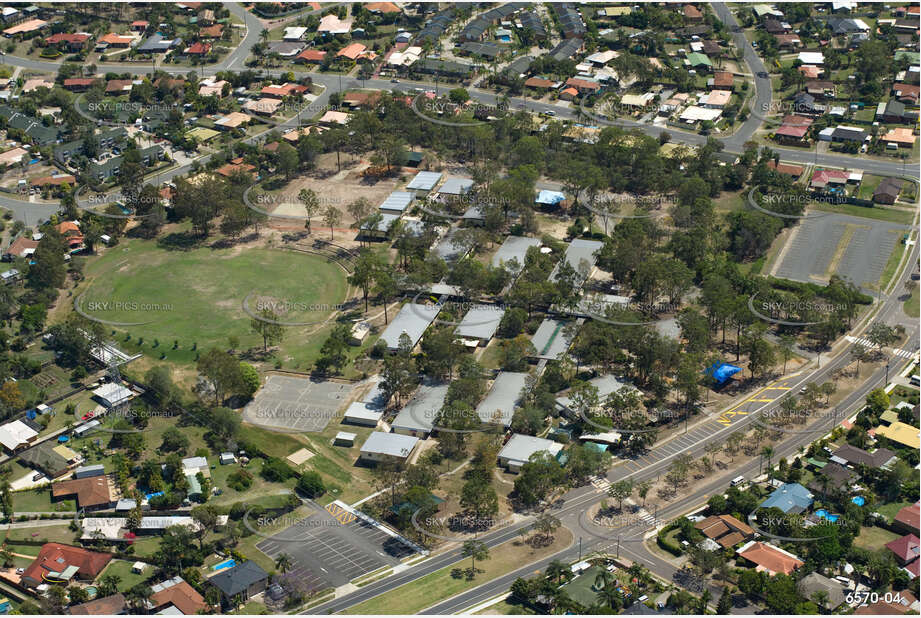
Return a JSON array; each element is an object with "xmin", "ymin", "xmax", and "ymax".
[{"xmin": 760, "ymin": 482, "xmax": 814, "ymax": 514}]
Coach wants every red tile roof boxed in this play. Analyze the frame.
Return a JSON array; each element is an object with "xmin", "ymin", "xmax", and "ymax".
[
  {"xmin": 712, "ymin": 71, "xmax": 734, "ymax": 88},
  {"xmin": 63, "ymin": 77, "xmax": 97, "ymax": 88},
  {"xmin": 150, "ymin": 578, "xmax": 208, "ymax": 615},
  {"xmin": 524, "ymin": 77, "xmax": 555, "ymax": 88},
  {"xmin": 200, "ymin": 24, "xmax": 223, "ymax": 38},
  {"xmin": 50, "ymin": 476, "xmax": 111, "ymax": 508},
  {"xmin": 896, "ymin": 503, "xmax": 921, "ymax": 531},
  {"xmin": 564, "ymin": 77, "xmax": 601, "ymax": 91},
  {"xmin": 22, "ymin": 543, "xmax": 112, "ymax": 586},
  {"xmin": 737, "ymin": 541, "xmax": 803, "ymax": 575},
  {"xmin": 684, "ymin": 4, "xmax": 702, "ymax": 18},
  {"xmin": 45, "ymin": 32, "xmax": 90, "ymax": 45},
  {"xmin": 186, "ymin": 41, "xmax": 211, "ymax": 55},
  {"xmin": 69, "ymin": 593, "xmax": 128, "ymax": 615},
  {"xmin": 766, "ymin": 161, "xmax": 804, "ymax": 176},
  {"xmin": 296, "ymin": 49, "xmax": 326, "ymax": 62}
]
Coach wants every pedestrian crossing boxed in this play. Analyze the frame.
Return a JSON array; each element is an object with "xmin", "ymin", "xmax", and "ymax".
[
  {"xmin": 589, "ymin": 475, "xmax": 611, "ymax": 492},
  {"xmin": 846, "ymin": 336, "xmax": 916, "ymax": 359}
]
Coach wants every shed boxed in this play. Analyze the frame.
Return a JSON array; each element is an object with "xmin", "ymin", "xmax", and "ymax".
[
  {"xmin": 73, "ymin": 465, "xmax": 105, "ymax": 480},
  {"xmin": 438, "ymin": 176, "xmax": 474, "ymax": 195},
  {"xmin": 92, "ymin": 382, "xmax": 134, "ymax": 408},
  {"xmin": 491, "ymin": 236, "xmax": 541, "ymax": 274},
  {"xmin": 530, "ymin": 318, "xmax": 576, "ymax": 360},
  {"xmin": 333, "ymin": 431, "xmax": 357, "ymax": 446},
  {"xmin": 219, "ymin": 452, "xmax": 236, "ymax": 465}
]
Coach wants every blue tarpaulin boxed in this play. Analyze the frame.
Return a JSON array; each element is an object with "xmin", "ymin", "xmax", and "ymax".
[{"xmin": 704, "ymin": 362, "xmax": 741, "ymax": 385}]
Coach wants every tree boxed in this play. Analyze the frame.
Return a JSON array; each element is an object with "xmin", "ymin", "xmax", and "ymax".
[
  {"xmin": 316, "ymin": 323, "xmax": 351, "ymax": 375},
  {"xmin": 297, "ymin": 471, "xmax": 326, "ymax": 498},
  {"xmin": 636, "ymin": 480, "xmax": 651, "ymax": 506},
  {"xmin": 532, "ymin": 512, "xmax": 561, "ymax": 543},
  {"xmin": 323, "ymin": 205, "xmax": 341, "ymax": 239},
  {"xmin": 299, "ymin": 188, "xmax": 320, "ymax": 234},
  {"xmin": 461, "ymin": 540, "xmax": 489, "ymax": 576},
  {"xmin": 190, "ymin": 504, "xmax": 219, "ymax": 549},
  {"xmin": 760, "ymin": 445, "xmax": 774, "ymax": 479},
  {"xmin": 196, "ymin": 348, "xmax": 244, "ymax": 404},
  {"xmin": 250, "ymin": 308, "xmax": 284, "ymax": 352},
  {"xmin": 275, "ymin": 553, "xmax": 292, "ymax": 574},
  {"xmin": 349, "ymin": 250, "xmax": 382, "ymax": 312},
  {"xmin": 716, "ymin": 587, "xmax": 732, "ymax": 614},
  {"xmin": 276, "ymin": 142, "xmax": 299, "ymax": 180},
  {"xmin": 779, "ymin": 334, "xmax": 796, "ymax": 375},
  {"xmin": 460, "ymin": 468, "xmax": 499, "ymax": 518},
  {"xmin": 851, "ymin": 343, "xmax": 872, "ymax": 377},
  {"xmin": 865, "ymin": 388, "xmax": 889, "ymax": 416},
  {"xmin": 607, "ymin": 479, "xmax": 634, "ymax": 511}
]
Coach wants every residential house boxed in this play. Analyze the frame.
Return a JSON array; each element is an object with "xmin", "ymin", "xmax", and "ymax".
[
  {"xmin": 774, "ymin": 33, "xmax": 802, "ymax": 48},
  {"xmin": 766, "ymin": 161, "xmax": 805, "ymax": 177},
  {"xmin": 886, "ymin": 534, "xmax": 920, "ymax": 567},
  {"xmin": 148, "ymin": 576, "xmax": 209, "ymax": 615},
  {"xmin": 874, "ymin": 177, "xmax": 904, "ymax": 204},
  {"xmin": 295, "ymin": 49, "xmax": 326, "ymax": 63},
  {"xmin": 51, "ymin": 475, "xmax": 115, "ymax": 511},
  {"xmin": 44, "ymin": 32, "xmax": 90, "ymax": 51},
  {"xmin": 892, "ymin": 83, "xmax": 919, "ymax": 105},
  {"xmin": 710, "ymin": 71, "xmax": 735, "ymax": 90},
  {"xmin": 62, "ymin": 77, "xmax": 97, "ymax": 91},
  {"xmin": 97, "ymin": 33, "xmax": 133, "ymax": 48},
  {"xmin": 798, "ymin": 573, "xmax": 846, "ymax": 611},
  {"xmin": 68, "ymin": 593, "xmax": 128, "ymax": 615},
  {"xmin": 831, "ymin": 444, "xmax": 898, "ymax": 468},
  {"xmin": 881, "ymin": 128, "xmax": 916, "ymax": 150},
  {"xmin": 759, "ymin": 482, "xmax": 813, "ymax": 514},
  {"xmin": 21, "ymin": 543, "xmax": 112, "ymax": 588},
  {"xmin": 805, "ymin": 80, "xmax": 835, "ymax": 98},
  {"xmin": 209, "ymin": 561, "xmax": 268, "ymax": 606},
  {"xmin": 3, "ymin": 236, "xmax": 39, "ymax": 261},
  {"xmin": 694, "ymin": 514, "xmax": 754, "ymax": 548},
  {"xmin": 20, "ymin": 440, "xmax": 79, "ymax": 478},
  {"xmin": 736, "ymin": 540, "xmax": 804, "ymax": 576},
  {"xmin": 0, "ymin": 419, "xmax": 38, "ymax": 453}
]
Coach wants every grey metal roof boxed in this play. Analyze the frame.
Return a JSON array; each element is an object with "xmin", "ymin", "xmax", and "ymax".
[
  {"xmin": 406, "ymin": 170, "xmax": 443, "ymax": 191},
  {"xmin": 434, "ymin": 227, "xmax": 470, "ymax": 263},
  {"xmin": 455, "ymin": 304, "xmax": 505, "ymax": 341},
  {"xmin": 556, "ymin": 374, "xmax": 635, "ymax": 412},
  {"xmin": 209, "ymin": 561, "xmax": 268, "ymax": 597},
  {"xmin": 361, "ymin": 212, "xmax": 399, "ymax": 233},
  {"xmin": 530, "ymin": 318, "xmax": 576, "ymax": 360},
  {"xmin": 343, "ymin": 401, "xmax": 384, "ymax": 423},
  {"xmin": 498, "ymin": 433, "xmax": 563, "ymax": 465},
  {"xmin": 361, "ymin": 381, "xmax": 390, "ymax": 409},
  {"xmin": 475, "ymin": 371, "xmax": 529, "ymax": 426},
  {"xmin": 379, "ymin": 303, "xmax": 439, "ymax": 350},
  {"xmin": 391, "ymin": 381, "xmax": 450, "ymax": 433},
  {"xmin": 379, "ymin": 191, "xmax": 414, "ymax": 213},
  {"xmin": 491, "ymin": 236, "xmax": 541, "ymax": 273},
  {"xmin": 360, "ymin": 431, "xmax": 419, "ymax": 458},
  {"xmin": 439, "ymin": 176, "xmax": 474, "ymax": 195},
  {"xmin": 550, "ymin": 238, "xmax": 602, "ymax": 282}
]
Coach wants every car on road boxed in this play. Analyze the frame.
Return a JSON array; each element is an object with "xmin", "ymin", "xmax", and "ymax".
[
  {"xmin": 757, "ymin": 71, "xmax": 768, "ymax": 78},
  {"xmin": 541, "ymin": 110, "xmax": 556, "ymax": 117},
  {"xmin": 390, "ymin": 79, "xmax": 399, "ymax": 83}
]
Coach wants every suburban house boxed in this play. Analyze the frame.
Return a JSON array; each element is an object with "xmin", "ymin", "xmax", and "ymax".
[
  {"xmin": 798, "ymin": 573, "xmax": 846, "ymax": 611},
  {"xmin": 208, "ymin": 561, "xmax": 269, "ymax": 606},
  {"xmin": 21, "ymin": 543, "xmax": 112, "ymax": 588},
  {"xmin": 0, "ymin": 419, "xmax": 38, "ymax": 453},
  {"xmin": 148, "ymin": 576, "xmax": 210, "ymax": 614},
  {"xmin": 894, "ymin": 503, "xmax": 920, "ymax": 535},
  {"xmin": 736, "ymin": 540, "xmax": 804, "ymax": 576},
  {"xmin": 831, "ymin": 444, "xmax": 898, "ymax": 468},
  {"xmin": 874, "ymin": 177, "xmax": 904, "ymax": 204},
  {"xmin": 68, "ymin": 593, "xmax": 128, "ymax": 615},
  {"xmin": 694, "ymin": 514, "xmax": 754, "ymax": 549},
  {"xmin": 51, "ymin": 475, "xmax": 117, "ymax": 511},
  {"xmin": 759, "ymin": 482, "xmax": 813, "ymax": 514}
]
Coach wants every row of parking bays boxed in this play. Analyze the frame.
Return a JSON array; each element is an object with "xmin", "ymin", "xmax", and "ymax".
[{"xmin": 255, "ymin": 501, "xmax": 416, "ymax": 590}]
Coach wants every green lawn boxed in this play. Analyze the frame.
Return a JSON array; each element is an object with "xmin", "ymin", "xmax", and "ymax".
[
  {"xmin": 877, "ymin": 501, "xmax": 913, "ymax": 523},
  {"xmin": 4, "ymin": 523, "xmax": 77, "ymax": 546},
  {"xmin": 11, "ymin": 489, "xmax": 73, "ymax": 514},
  {"xmin": 78, "ymin": 237, "xmax": 349, "ymax": 368},
  {"xmin": 99, "ymin": 559, "xmax": 153, "ymax": 593},
  {"xmin": 857, "ymin": 175, "xmax": 884, "ymax": 201},
  {"xmin": 854, "ymin": 526, "xmax": 901, "ymax": 551},
  {"xmin": 344, "ymin": 529, "xmax": 573, "ymax": 615},
  {"xmin": 475, "ymin": 599, "xmax": 536, "ymax": 614},
  {"xmin": 905, "ymin": 285, "xmax": 920, "ymax": 318},
  {"xmin": 879, "ymin": 236, "xmax": 910, "ymax": 289}
]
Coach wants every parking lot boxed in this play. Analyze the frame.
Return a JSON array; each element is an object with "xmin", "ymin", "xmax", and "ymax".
[
  {"xmin": 774, "ymin": 213, "xmax": 911, "ymax": 292},
  {"xmin": 255, "ymin": 502, "xmax": 416, "ymax": 590},
  {"xmin": 242, "ymin": 374, "xmax": 354, "ymax": 432}
]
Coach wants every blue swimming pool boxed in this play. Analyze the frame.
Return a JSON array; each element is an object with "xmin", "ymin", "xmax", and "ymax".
[
  {"xmin": 213, "ymin": 559, "xmax": 236, "ymax": 571},
  {"xmin": 852, "ymin": 496, "xmax": 866, "ymax": 506},
  {"xmin": 815, "ymin": 509, "xmax": 839, "ymax": 522}
]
